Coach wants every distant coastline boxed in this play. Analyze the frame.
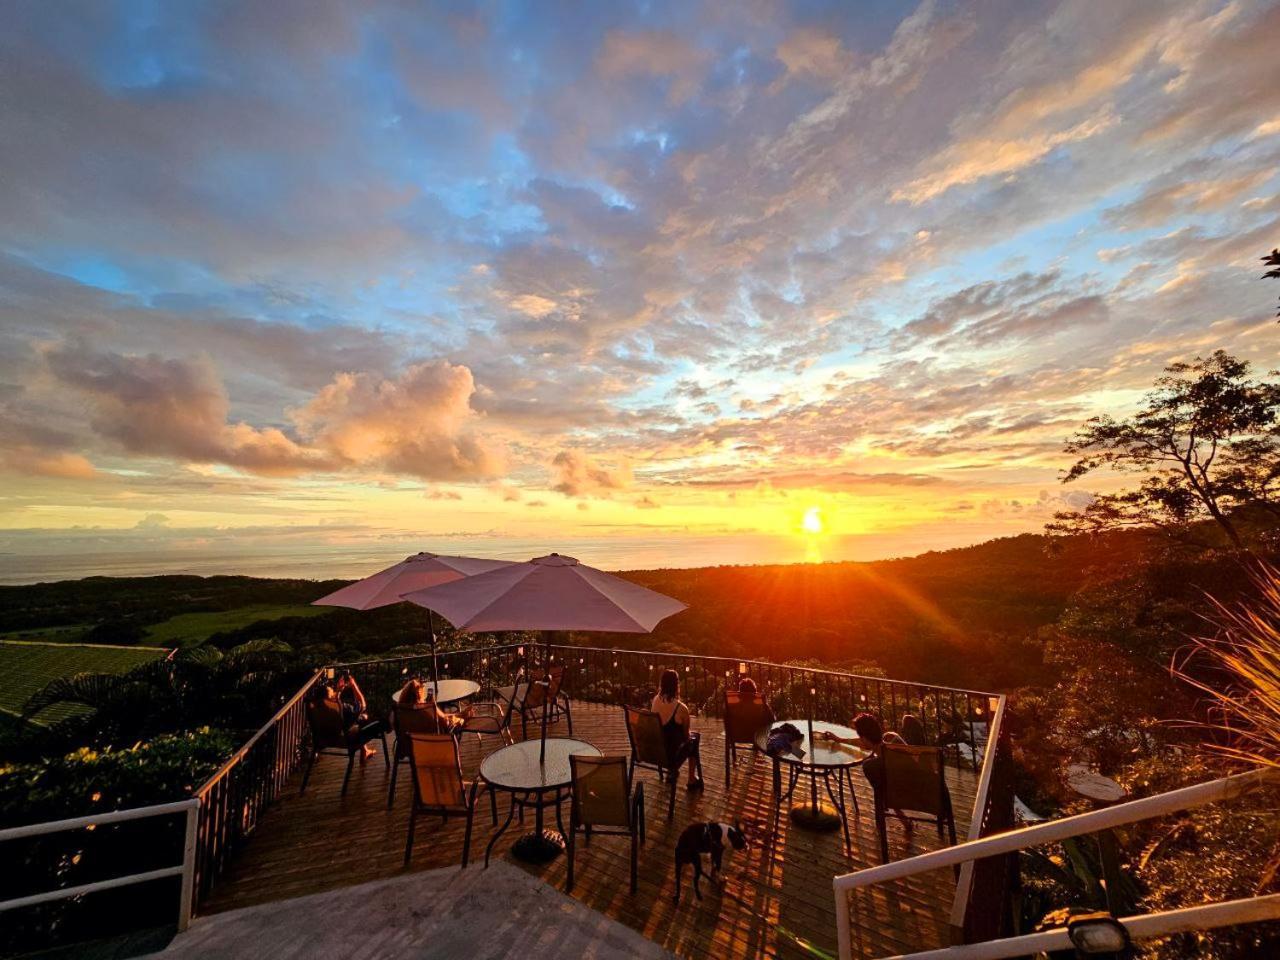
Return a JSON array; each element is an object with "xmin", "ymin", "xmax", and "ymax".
[{"xmin": 0, "ymin": 530, "xmax": 1006, "ymax": 585}]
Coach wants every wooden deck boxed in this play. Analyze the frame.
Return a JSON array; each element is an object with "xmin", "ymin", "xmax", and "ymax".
[{"xmin": 202, "ymin": 702, "xmax": 977, "ymax": 960}]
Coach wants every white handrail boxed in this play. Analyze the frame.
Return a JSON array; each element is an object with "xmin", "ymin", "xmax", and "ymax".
[
  {"xmin": 947, "ymin": 694, "xmax": 1006, "ymax": 933},
  {"xmin": 875, "ymin": 894, "xmax": 1280, "ymax": 960},
  {"xmin": 0, "ymin": 797, "xmax": 200, "ymax": 932},
  {"xmin": 0, "ymin": 798, "xmax": 197, "ymax": 840},
  {"xmin": 834, "ymin": 767, "xmax": 1278, "ymax": 959}
]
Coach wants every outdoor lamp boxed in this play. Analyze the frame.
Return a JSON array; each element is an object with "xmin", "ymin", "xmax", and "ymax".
[
  {"xmin": 1067, "ymin": 912, "xmax": 1132, "ymax": 958},
  {"xmin": 738, "ymin": 662, "xmax": 747, "ymax": 675}
]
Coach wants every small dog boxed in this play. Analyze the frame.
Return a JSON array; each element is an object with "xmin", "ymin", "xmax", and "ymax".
[{"xmin": 674, "ymin": 820, "xmax": 747, "ymax": 904}]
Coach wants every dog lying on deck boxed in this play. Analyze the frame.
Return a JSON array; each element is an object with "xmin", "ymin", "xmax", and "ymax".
[{"xmin": 674, "ymin": 821, "xmax": 747, "ymax": 904}]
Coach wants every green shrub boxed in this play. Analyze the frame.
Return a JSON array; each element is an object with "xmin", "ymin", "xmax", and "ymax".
[{"xmin": 0, "ymin": 727, "xmax": 236, "ymax": 827}]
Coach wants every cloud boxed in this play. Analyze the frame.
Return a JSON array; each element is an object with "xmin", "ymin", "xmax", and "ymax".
[
  {"xmin": 774, "ymin": 28, "xmax": 851, "ymax": 86},
  {"xmin": 488, "ymin": 482, "xmax": 522, "ymax": 502},
  {"xmin": 894, "ymin": 110, "xmax": 1117, "ymax": 204},
  {"xmin": 46, "ymin": 341, "xmax": 322, "ymax": 476},
  {"xmin": 292, "ymin": 360, "xmax": 505, "ymax": 481},
  {"xmin": 595, "ymin": 30, "xmax": 708, "ymax": 105},
  {"xmin": 42, "ymin": 342, "xmax": 503, "ymax": 482},
  {"xmin": 1103, "ymin": 167, "xmax": 1276, "ymax": 230},
  {"xmin": 550, "ymin": 449, "xmax": 633, "ymax": 497}
]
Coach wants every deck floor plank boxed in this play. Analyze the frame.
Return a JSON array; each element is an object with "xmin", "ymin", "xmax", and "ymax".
[{"xmin": 202, "ymin": 702, "xmax": 977, "ymax": 960}]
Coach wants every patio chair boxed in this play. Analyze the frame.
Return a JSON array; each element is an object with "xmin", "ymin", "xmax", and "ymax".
[
  {"xmin": 624, "ymin": 705, "xmax": 682, "ymax": 820},
  {"xmin": 458, "ymin": 687, "xmax": 518, "ymax": 748},
  {"xmin": 299, "ymin": 696, "xmax": 389, "ymax": 797},
  {"xmin": 388, "ymin": 701, "xmax": 457, "ymax": 808},
  {"xmin": 874, "ymin": 742, "xmax": 956, "ymax": 864},
  {"xmin": 403, "ymin": 733, "xmax": 497, "ymax": 868},
  {"xmin": 566, "ymin": 755, "xmax": 646, "ymax": 894},
  {"xmin": 723, "ymin": 688, "xmax": 774, "ymax": 785},
  {"xmin": 517, "ymin": 664, "xmax": 573, "ymax": 738}
]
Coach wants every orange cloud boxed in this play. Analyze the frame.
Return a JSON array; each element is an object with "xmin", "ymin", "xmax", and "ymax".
[
  {"xmin": 550, "ymin": 448, "xmax": 633, "ymax": 497},
  {"xmin": 292, "ymin": 360, "xmax": 505, "ymax": 481}
]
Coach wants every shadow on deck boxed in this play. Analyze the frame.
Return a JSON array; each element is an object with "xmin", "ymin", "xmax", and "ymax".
[{"xmin": 201, "ymin": 702, "xmax": 976, "ymax": 960}]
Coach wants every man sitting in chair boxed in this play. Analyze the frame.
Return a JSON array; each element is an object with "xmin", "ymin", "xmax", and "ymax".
[{"xmin": 818, "ymin": 712, "xmax": 913, "ymax": 830}]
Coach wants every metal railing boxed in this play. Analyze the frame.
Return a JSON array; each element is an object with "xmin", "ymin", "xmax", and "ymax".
[
  {"xmin": 0, "ymin": 799, "xmax": 199, "ymax": 932},
  {"xmin": 832, "ymin": 767, "xmax": 1280, "ymax": 960},
  {"xmin": 544, "ymin": 643, "xmax": 998, "ymax": 772},
  {"xmin": 190, "ymin": 668, "xmax": 322, "ymax": 907}
]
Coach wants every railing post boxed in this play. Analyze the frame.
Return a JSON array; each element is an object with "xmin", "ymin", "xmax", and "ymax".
[
  {"xmin": 179, "ymin": 798, "xmax": 199, "ymax": 930},
  {"xmin": 835, "ymin": 885, "xmax": 852, "ymax": 960}
]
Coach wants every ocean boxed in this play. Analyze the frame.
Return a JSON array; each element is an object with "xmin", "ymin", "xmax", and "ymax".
[{"xmin": 0, "ymin": 529, "xmax": 963, "ymax": 585}]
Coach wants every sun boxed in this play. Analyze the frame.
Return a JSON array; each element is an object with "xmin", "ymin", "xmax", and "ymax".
[{"xmin": 802, "ymin": 506, "xmax": 824, "ymax": 534}]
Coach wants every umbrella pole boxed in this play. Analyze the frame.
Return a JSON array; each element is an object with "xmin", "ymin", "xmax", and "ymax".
[
  {"xmin": 540, "ymin": 630, "xmax": 551, "ymax": 765},
  {"xmin": 428, "ymin": 610, "xmax": 438, "ymax": 691}
]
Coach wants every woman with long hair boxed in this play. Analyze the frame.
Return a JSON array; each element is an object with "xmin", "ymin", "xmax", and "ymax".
[{"xmin": 651, "ymin": 668, "xmax": 705, "ymax": 790}]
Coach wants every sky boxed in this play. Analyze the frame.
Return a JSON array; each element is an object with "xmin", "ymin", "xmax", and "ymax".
[{"xmin": 1, "ymin": 0, "xmax": 1278, "ymax": 578}]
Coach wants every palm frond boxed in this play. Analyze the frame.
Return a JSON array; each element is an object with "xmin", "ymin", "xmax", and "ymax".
[{"xmin": 23, "ymin": 672, "xmax": 124, "ymax": 718}]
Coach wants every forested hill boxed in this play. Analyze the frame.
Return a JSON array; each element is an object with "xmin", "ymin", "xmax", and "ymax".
[
  {"xmin": 627, "ymin": 531, "xmax": 1146, "ymax": 688},
  {"xmin": 0, "ymin": 531, "xmax": 1149, "ymax": 691}
]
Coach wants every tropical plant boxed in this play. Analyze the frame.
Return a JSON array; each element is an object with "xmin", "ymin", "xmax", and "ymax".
[
  {"xmin": 22, "ymin": 639, "xmax": 303, "ymax": 746},
  {"xmin": 1175, "ymin": 562, "xmax": 1280, "ymax": 772},
  {"xmin": 1050, "ymin": 351, "xmax": 1280, "ymax": 549}
]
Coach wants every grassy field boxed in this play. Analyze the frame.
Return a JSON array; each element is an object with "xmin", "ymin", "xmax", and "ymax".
[
  {"xmin": 143, "ymin": 604, "xmax": 329, "ymax": 648},
  {"xmin": 0, "ymin": 623, "xmax": 90, "ymax": 643},
  {"xmin": 0, "ymin": 641, "xmax": 169, "ymax": 724}
]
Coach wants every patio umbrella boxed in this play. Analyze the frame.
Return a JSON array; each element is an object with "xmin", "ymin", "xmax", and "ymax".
[
  {"xmin": 312, "ymin": 552, "xmax": 515, "ymax": 683},
  {"xmin": 400, "ymin": 553, "xmax": 687, "ymax": 755}
]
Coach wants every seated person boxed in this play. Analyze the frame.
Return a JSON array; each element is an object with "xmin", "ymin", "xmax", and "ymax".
[
  {"xmin": 314, "ymin": 679, "xmax": 385, "ymax": 759},
  {"xmin": 651, "ymin": 669, "xmax": 705, "ymax": 790},
  {"xmin": 334, "ymin": 669, "xmax": 381, "ymax": 759},
  {"xmin": 735, "ymin": 677, "xmax": 776, "ymax": 726},
  {"xmin": 820, "ymin": 712, "xmax": 911, "ymax": 828},
  {"xmin": 397, "ymin": 678, "xmax": 466, "ymax": 735},
  {"xmin": 899, "ymin": 713, "xmax": 928, "ymax": 747}
]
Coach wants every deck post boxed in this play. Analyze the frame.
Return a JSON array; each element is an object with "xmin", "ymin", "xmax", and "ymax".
[{"xmin": 179, "ymin": 797, "xmax": 199, "ymax": 931}]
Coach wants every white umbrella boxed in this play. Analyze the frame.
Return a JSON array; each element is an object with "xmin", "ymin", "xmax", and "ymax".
[
  {"xmin": 313, "ymin": 552, "xmax": 515, "ymax": 682},
  {"xmin": 398, "ymin": 552, "xmax": 687, "ymax": 633},
  {"xmin": 401, "ymin": 552, "xmax": 687, "ymax": 758}
]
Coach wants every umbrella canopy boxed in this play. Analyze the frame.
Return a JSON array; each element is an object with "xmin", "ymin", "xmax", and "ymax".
[
  {"xmin": 312, "ymin": 552, "xmax": 516, "ymax": 610},
  {"xmin": 399, "ymin": 553, "xmax": 687, "ymax": 633}
]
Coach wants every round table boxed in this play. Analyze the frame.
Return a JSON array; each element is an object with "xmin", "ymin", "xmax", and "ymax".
[
  {"xmin": 480, "ymin": 737, "xmax": 601, "ymax": 865},
  {"xmin": 756, "ymin": 720, "xmax": 869, "ymax": 845},
  {"xmin": 391, "ymin": 678, "xmax": 481, "ymax": 708}
]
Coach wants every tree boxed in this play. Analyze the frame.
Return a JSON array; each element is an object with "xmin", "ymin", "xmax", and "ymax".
[
  {"xmin": 1264, "ymin": 248, "xmax": 1280, "ymax": 319},
  {"xmin": 1049, "ymin": 351, "xmax": 1280, "ymax": 549}
]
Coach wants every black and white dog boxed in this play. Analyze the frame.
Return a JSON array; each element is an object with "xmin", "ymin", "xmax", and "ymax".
[{"xmin": 674, "ymin": 821, "xmax": 747, "ymax": 904}]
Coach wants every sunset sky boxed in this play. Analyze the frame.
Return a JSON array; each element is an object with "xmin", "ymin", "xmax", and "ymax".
[{"xmin": 1, "ymin": 0, "xmax": 1278, "ymax": 576}]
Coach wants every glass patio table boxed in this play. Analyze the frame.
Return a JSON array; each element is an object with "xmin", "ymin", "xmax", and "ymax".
[
  {"xmin": 755, "ymin": 719, "xmax": 870, "ymax": 851},
  {"xmin": 480, "ymin": 736, "xmax": 601, "ymax": 865},
  {"xmin": 390, "ymin": 678, "xmax": 481, "ymax": 708}
]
